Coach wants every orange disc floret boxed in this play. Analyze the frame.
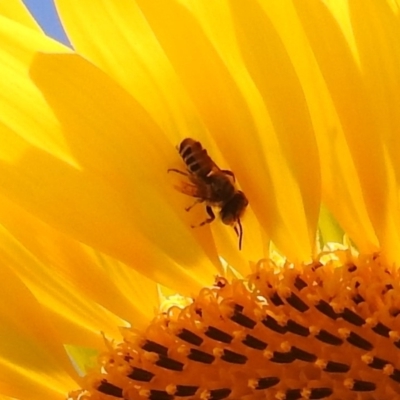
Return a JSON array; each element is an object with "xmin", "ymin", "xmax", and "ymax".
[{"xmin": 70, "ymin": 250, "xmax": 400, "ymax": 400}]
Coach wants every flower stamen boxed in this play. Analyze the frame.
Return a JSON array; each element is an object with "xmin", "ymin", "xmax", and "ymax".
[{"xmin": 70, "ymin": 250, "xmax": 400, "ymax": 399}]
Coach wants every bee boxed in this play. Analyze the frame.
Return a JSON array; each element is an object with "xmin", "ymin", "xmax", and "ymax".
[{"xmin": 168, "ymin": 138, "xmax": 248, "ymax": 249}]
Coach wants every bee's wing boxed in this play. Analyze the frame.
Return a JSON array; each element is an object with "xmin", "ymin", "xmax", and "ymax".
[
  {"xmin": 210, "ymin": 160, "xmax": 222, "ymax": 174},
  {"xmin": 209, "ymin": 161, "xmax": 236, "ymax": 182},
  {"xmin": 174, "ymin": 178, "xmax": 211, "ymax": 200}
]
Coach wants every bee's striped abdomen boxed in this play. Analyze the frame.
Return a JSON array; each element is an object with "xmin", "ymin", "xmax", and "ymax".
[{"xmin": 179, "ymin": 138, "xmax": 214, "ymax": 178}]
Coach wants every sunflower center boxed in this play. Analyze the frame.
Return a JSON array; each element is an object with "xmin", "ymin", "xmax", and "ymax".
[{"xmin": 69, "ymin": 250, "xmax": 400, "ymax": 400}]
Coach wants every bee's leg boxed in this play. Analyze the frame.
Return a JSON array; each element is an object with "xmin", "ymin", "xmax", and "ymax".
[
  {"xmin": 234, "ymin": 219, "xmax": 243, "ymax": 250},
  {"xmin": 221, "ymin": 169, "xmax": 235, "ymax": 182},
  {"xmin": 167, "ymin": 168, "xmax": 189, "ymax": 176},
  {"xmin": 185, "ymin": 199, "xmax": 203, "ymax": 212},
  {"xmin": 191, "ymin": 206, "xmax": 215, "ymax": 228},
  {"xmin": 202, "ymin": 206, "xmax": 215, "ymax": 225}
]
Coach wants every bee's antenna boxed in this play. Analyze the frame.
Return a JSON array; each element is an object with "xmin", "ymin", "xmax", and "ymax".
[{"xmin": 234, "ymin": 219, "xmax": 243, "ymax": 250}]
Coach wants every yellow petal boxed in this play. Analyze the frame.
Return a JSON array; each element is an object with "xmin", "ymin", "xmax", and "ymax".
[
  {"xmin": 29, "ymin": 52, "xmax": 220, "ymax": 289},
  {"xmin": 0, "ymin": 235, "xmax": 125, "ymax": 347},
  {"xmin": 55, "ymin": 0, "xmax": 206, "ymax": 146},
  {"xmin": 292, "ymin": 0, "xmax": 384, "ymax": 254},
  {"xmin": 123, "ymin": 0, "xmax": 318, "ymax": 260},
  {"xmin": 54, "ymin": 0, "xmax": 323, "ymax": 261},
  {"xmin": 251, "ymin": 0, "xmax": 378, "ymax": 253},
  {"xmin": 0, "ymin": 16, "xmax": 221, "ymax": 292},
  {"xmin": 0, "ymin": 194, "xmax": 154, "ymax": 328},
  {"xmin": 343, "ymin": 0, "xmax": 400, "ymax": 261},
  {"xmin": 0, "ymin": 1, "xmax": 41, "ymax": 32},
  {"xmin": 0, "ymin": 15, "xmax": 73, "ymax": 164},
  {"xmin": 0, "ymin": 264, "xmax": 76, "ymax": 399}
]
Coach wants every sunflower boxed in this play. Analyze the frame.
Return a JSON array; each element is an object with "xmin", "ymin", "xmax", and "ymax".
[{"xmin": 1, "ymin": 0, "xmax": 400, "ymax": 399}]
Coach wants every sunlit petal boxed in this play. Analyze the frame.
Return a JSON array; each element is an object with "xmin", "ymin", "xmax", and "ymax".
[
  {"xmin": 129, "ymin": 0, "xmax": 320, "ymax": 260},
  {"xmin": 55, "ymin": 0, "xmax": 206, "ymax": 146},
  {"xmin": 0, "ymin": 1, "xmax": 41, "ymax": 32},
  {"xmin": 253, "ymin": 0, "xmax": 379, "ymax": 253},
  {"xmin": 2, "ymin": 1, "xmax": 400, "ymax": 399},
  {"xmin": 345, "ymin": 0, "xmax": 400, "ymax": 260},
  {"xmin": 0, "ymin": 264, "xmax": 77, "ymax": 399},
  {"xmin": 0, "ymin": 17, "xmax": 223, "ymax": 292},
  {"xmin": 294, "ymin": 1, "xmax": 395, "ymax": 258},
  {"xmin": 54, "ymin": 0, "xmax": 320, "ymax": 261},
  {"xmin": 190, "ymin": 0, "xmax": 320, "ymax": 259},
  {"xmin": 0, "ymin": 194, "xmax": 155, "ymax": 328}
]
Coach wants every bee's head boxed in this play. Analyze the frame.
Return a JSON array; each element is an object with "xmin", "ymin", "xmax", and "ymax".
[
  {"xmin": 220, "ymin": 190, "xmax": 248, "ymax": 225},
  {"xmin": 220, "ymin": 191, "xmax": 248, "ymax": 250}
]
